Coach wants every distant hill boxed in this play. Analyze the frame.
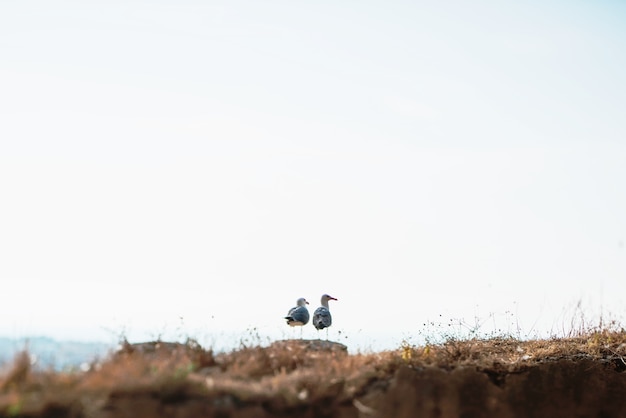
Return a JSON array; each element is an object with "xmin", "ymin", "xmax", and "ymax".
[{"xmin": 0, "ymin": 336, "xmax": 113, "ymax": 371}]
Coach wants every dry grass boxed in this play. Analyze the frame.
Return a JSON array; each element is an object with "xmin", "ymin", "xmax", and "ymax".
[
  {"xmin": 400, "ymin": 327, "xmax": 626, "ymax": 373},
  {"xmin": 1, "ymin": 330, "xmax": 625, "ymax": 416}
]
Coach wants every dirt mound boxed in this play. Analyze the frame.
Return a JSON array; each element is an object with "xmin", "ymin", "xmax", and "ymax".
[
  {"xmin": 1, "ymin": 334, "xmax": 626, "ymax": 417},
  {"xmin": 83, "ymin": 356, "xmax": 626, "ymax": 418},
  {"xmin": 376, "ymin": 359, "xmax": 626, "ymax": 418}
]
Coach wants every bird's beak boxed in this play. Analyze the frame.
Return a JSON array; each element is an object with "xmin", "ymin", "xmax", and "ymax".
[
  {"xmin": 305, "ymin": 301, "xmax": 309, "ymax": 304},
  {"xmin": 330, "ymin": 297, "xmax": 338, "ymax": 301}
]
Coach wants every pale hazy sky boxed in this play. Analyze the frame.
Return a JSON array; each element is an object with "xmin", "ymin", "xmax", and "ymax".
[{"xmin": 1, "ymin": 1, "xmax": 625, "ymax": 352}]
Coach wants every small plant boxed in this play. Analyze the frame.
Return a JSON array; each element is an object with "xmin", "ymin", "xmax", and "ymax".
[
  {"xmin": 6, "ymin": 399, "xmax": 21, "ymax": 417},
  {"xmin": 400, "ymin": 340, "xmax": 412, "ymax": 362}
]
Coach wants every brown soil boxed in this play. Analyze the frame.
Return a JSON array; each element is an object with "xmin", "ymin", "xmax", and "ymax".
[{"xmin": 1, "ymin": 332, "xmax": 626, "ymax": 418}]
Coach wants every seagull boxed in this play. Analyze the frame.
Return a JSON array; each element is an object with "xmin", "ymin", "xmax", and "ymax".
[
  {"xmin": 313, "ymin": 294, "xmax": 338, "ymax": 339},
  {"xmin": 285, "ymin": 297, "xmax": 310, "ymax": 337}
]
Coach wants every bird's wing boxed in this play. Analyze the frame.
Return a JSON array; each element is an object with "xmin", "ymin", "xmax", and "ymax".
[
  {"xmin": 313, "ymin": 307, "xmax": 332, "ymax": 329},
  {"xmin": 290, "ymin": 306, "xmax": 310, "ymax": 324},
  {"xmin": 286, "ymin": 306, "xmax": 298, "ymax": 317}
]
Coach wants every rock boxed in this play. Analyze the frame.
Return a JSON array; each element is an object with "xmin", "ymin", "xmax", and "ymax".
[{"xmin": 270, "ymin": 339, "xmax": 348, "ymax": 353}]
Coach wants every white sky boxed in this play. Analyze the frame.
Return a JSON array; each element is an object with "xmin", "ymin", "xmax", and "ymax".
[{"xmin": 1, "ymin": 0, "xmax": 625, "ymax": 352}]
